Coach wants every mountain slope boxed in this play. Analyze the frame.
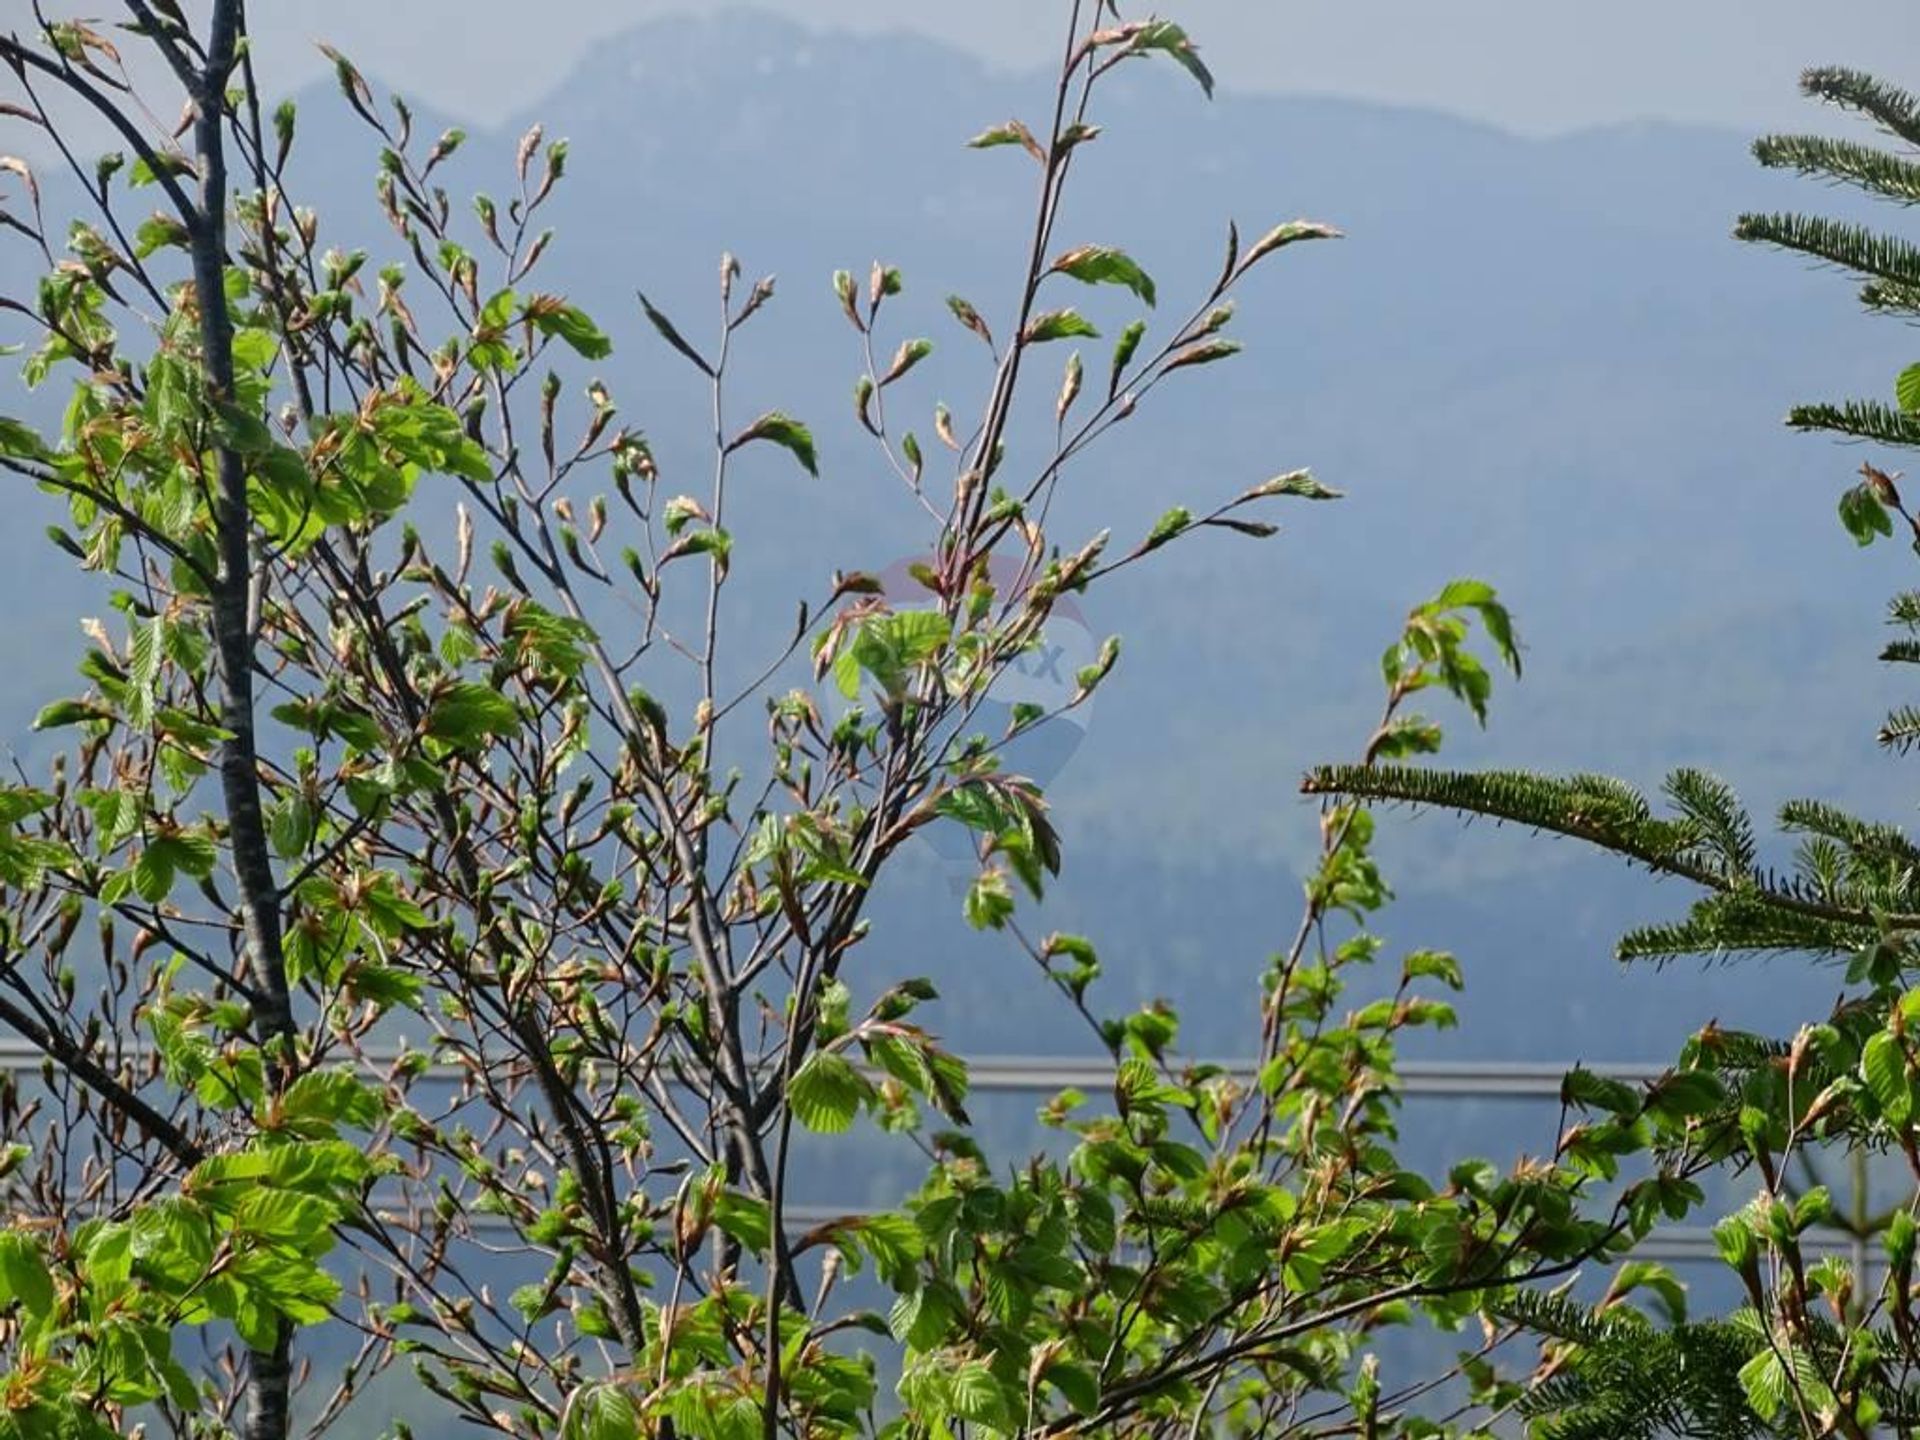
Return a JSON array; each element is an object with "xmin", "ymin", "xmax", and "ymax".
[{"xmin": 0, "ymin": 10, "xmax": 1906, "ymax": 1066}]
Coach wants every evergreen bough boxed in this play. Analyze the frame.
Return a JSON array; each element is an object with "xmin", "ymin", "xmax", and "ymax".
[{"xmin": 1311, "ymin": 66, "xmax": 1920, "ymax": 1439}]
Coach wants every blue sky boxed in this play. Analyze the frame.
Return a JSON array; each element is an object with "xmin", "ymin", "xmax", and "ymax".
[{"xmin": 243, "ymin": 1, "xmax": 1920, "ymax": 137}]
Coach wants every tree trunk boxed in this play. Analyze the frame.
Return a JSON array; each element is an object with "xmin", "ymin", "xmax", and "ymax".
[{"xmin": 192, "ymin": 4, "xmax": 298, "ymax": 1434}]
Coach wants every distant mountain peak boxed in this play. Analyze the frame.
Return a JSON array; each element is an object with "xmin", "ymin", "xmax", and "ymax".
[{"xmin": 549, "ymin": 6, "xmax": 983, "ymax": 98}]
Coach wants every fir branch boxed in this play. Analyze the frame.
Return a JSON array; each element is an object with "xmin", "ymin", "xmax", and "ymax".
[
  {"xmin": 1664, "ymin": 768, "xmax": 1757, "ymax": 874},
  {"xmin": 1786, "ymin": 399, "xmax": 1920, "ymax": 448},
  {"xmin": 1753, "ymin": 133, "xmax": 1920, "ymax": 205},
  {"xmin": 1800, "ymin": 65, "xmax": 1920, "ymax": 150},
  {"xmin": 1498, "ymin": 1288, "xmax": 1619, "ymax": 1346},
  {"xmin": 1617, "ymin": 894, "xmax": 1868, "ymax": 966},
  {"xmin": 1301, "ymin": 763, "xmax": 1920, "ymax": 931},
  {"xmin": 1734, "ymin": 212, "xmax": 1920, "ymax": 288},
  {"xmin": 1777, "ymin": 797, "xmax": 1920, "ymax": 862},
  {"xmin": 1522, "ymin": 1319, "xmax": 1768, "ymax": 1440},
  {"xmin": 1879, "ymin": 703, "xmax": 1920, "ymax": 752},
  {"xmin": 1860, "ymin": 277, "xmax": 1920, "ymax": 314}
]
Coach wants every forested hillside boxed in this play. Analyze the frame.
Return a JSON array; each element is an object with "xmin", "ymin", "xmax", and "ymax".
[{"xmin": 2, "ymin": 12, "xmax": 1900, "ymax": 1063}]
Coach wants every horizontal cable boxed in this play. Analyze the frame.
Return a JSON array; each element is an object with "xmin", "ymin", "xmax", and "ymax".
[
  {"xmin": 0, "ymin": 1038, "xmax": 1664, "ymax": 1099},
  {"xmin": 4, "ymin": 1038, "xmax": 1856, "ymax": 1272}
]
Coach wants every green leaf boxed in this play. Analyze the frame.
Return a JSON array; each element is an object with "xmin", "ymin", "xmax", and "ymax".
[
  {"xmin": 965, "ymin": 868, "xmax": 1015, "ymax": 930},
  {"xmin": 635, "ymin": 292, "xmax": 713, "ymax": 377},
  {"xmin": 128, "ymin": 151, "xmax": 196, "ymax": 188},
  {"xmin": 789, "ymin": 1051, "xmax": 872, "ymax": 1134},
  {"xmin": 0, "ymin": 416, "xmax": 50, "ymax": 460},
  {"xmin": 844, "ymin": 609, "xmax": 951, "ymax": 699},
  {"xmin": 946, "ymin": 294, "xmax": 994, "ymax": 348},
  {"xmin": 510, "ymin": 1283, "xmax": 552, "ymax": 1323},
  {"xmin": 1840, "ymin": 480, "xmax": 1895, "ymax": 545},
  {"xmin": 1023, "ymin": 309, "xmax": 1100, "ymax": 344},
  {"xmin": 426, "ymin": 683, "xmax": 519, "ymax": 747},
  {"xmin": 1046, "ymin": 1363, "xmax": 1100, "ymax": 1416},
  {"xmin": 528, "ymin": 297, "xmax": 613, "ymax": 360},
  {"xmin": 1050, "ymin": 245, "xmax": 1156, "ymax": 306},
  {"xmin": 0, "ymin": 1231, "xmax": 54, "ymax": 1317},
  {"xmin": 662, "ymin": 527, "xmax": 733, "ymax": 567},
  {"xmin": 280, "ymin": 1069, "xmax": 383, "ymax": 1132},
  {"xmin": 1863, "ymin": 1030, "xmax": 1913, "ymax": 1123},
  {"xmin": 1130, "ymin": 21, "xmax": 1215, "ymax": 97},
  {"xmin": 478, "ymin": 286, "xmax": 519, "ymax": 333},
  {"xmin": 268, "ymin": 796, "xmax": 316, "ymax": 860},
  {"xmin": 1162, "ymin": 339, "xmax": 1242, "ymax": 372},
  {"xmin": 1898, "ymin": 360, "xmax": 1920, "ymax": 413},
  {"xmin": 727, "ymin": 411, "xmax": 818, "ymax": 477},
  {"xmin": 563, "ymin": 1382, "xmax": 640, "ymax": 1440},
  {"xmin": 1145, "ymin": 506, "xmax": 1192, "ymax": 549},
  {"xmin": 1402, "ymin": 949, "xmax": 1463, "ymax": 990},
  {"xmin": 1238, "ymin": 219, "xmax": 1343, "ymax": 272},
  {"xmin": 1887, "ymin": 1208, "xmax": 1917, "ymax": 1267},
  {"xmin": 1241, "ymin": 468, "xmax": 1341, "ymax": 502},
  {"xmin": 711, "ymin": 1190, "xmax": 772, "ymax": 1256},
  {"xmin": 341, "ymin": 964, "xmax": 424, "ymax": 1011},
  {"xmin": 968, "ymin": 120, "xmax": 1041, "ymax": 159},
  {"xmin": 232, "ymin": 1189, "xmax": 336, "ymax": 1251},
  {"xmin": 1562, "ymin": 1066, "xmax": 1641, "ymax": 1118},
  {"xmin": 1109, "ymin": 319, "xmax": 1147, "ymax": 395},
  {"xmin": 1645, "ymin": 1069, "xmax": 1726, "ymax": 1121},
  {"xmin": 128, "ymin": 207, "xmax": 193, "ymax": 255},
  {"xmin": 1738, "ymin": 1350, "xmax": 1789, "ymax": 1423},
  {"xmin": 881, "ymin": 337, "xmax": 933, "ymax": 386},
  {"xmin": 32, "ymin": 698, "xmax": 106, "ymax": 731},
  {"xmin": 133, "ymin": 845, "xmax": 175, "ymax": 904},
  {"xmin": 933, "ymin": 783, "xmax": 1011, "ymax": 837},
  {"xmin": 831, "ymin": 650, "xmax": 863, "ymax": 701},
  {"xmin": 947, "ymin": 1361, "xmax": 1015, "ymax": 1430}
]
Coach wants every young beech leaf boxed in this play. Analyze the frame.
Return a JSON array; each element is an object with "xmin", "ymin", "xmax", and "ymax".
[
  {"xmin": 1840, "ymin": 480, "xmax": 1895, "ymax": 546},
  {"xmin": 0, "ymin": 1232, "xmax": 54, "ymax": 1317},
  {"xmin": 1057, "ymin": 351, "xmax": 1083, "ymax": 423},
  {"xmin": 1145, "ymin": 506, "xmax": 1192, "ymax": 550},
  {"xmin": 561, "ymin": 1383, "xmax": 639, "ymax": 1440},
  {"xmin": 1109, "ymin": 318, "xmax": 1147, "ymax": 396},
  {"xmin": 635, "ymin": 291, "xmax": 713, "ymax": 376},
  {"xmin": 525, "ymin": 295, "xmax": 612, "ymax": 359},
  {"xmin": 789, "ymin": 1050, "xmax": 872, "ymax": 1134},
  {"xmin": 1238, "ymin": 219, "xmax": 1344, "ymax": 274},
  {"xmin": 1023, "ymin": 309, "xmax": 1099, "ymax": 345},
  {"xmin": 0, "ymin": 416, "xmax": 47, "ymax": 460},
  {"xmin": 968, "ymin": 119, "xmax": 1044, "ymax": 162},
  {"xmin": 833, "ymin": 269, "xmax": 861, "ymax": 329},
  {"xmin": 881, "ymin": 337, "xmax": 933, "ymax": 386},
  {"xmin": 726, "ymin": 411, "xmax": 818, "ymax": 477},
  {"xmin": 1162, "ymin": 338, "xmax": 1241, "ymax": 372},
  {"xmin": 947, "ymin": 294, "xmax": 994, "ymax": 349},
  {"xmin": 33, "ymin": 698, "xmax": 105, "ymax": 730},
  {"xmin": 426, "ymin": 682, "xmax": 519, "ymax": 746},
  {"xmin": 1049, "ymin": 244, "xmax": 1157, "ymax": 306},
  {"xmin": 1104, "ymin": 20, "xmax": 1216, "ymax": 97},
  {"xmin": 1203, "ymin": 517, "xmax": 1279, "ymax": 538},
  {"xmin": 1239, "ymin": 468, "xmax": 1342, "ymax": 503},
  {"xmin": 1898, "ymin": 360, "xmax": 1920, "ymax": 413}
]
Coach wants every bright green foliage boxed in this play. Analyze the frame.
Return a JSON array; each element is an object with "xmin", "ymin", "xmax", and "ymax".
[{"xmin": 1309, "ymin": 65, "xmax": 1920, "ymax": 1440}]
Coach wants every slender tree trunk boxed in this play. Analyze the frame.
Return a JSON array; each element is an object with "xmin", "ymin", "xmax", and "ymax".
[{"xmin": 190, "ymin": 4, "xmax": 298, "ymax": 1435}]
